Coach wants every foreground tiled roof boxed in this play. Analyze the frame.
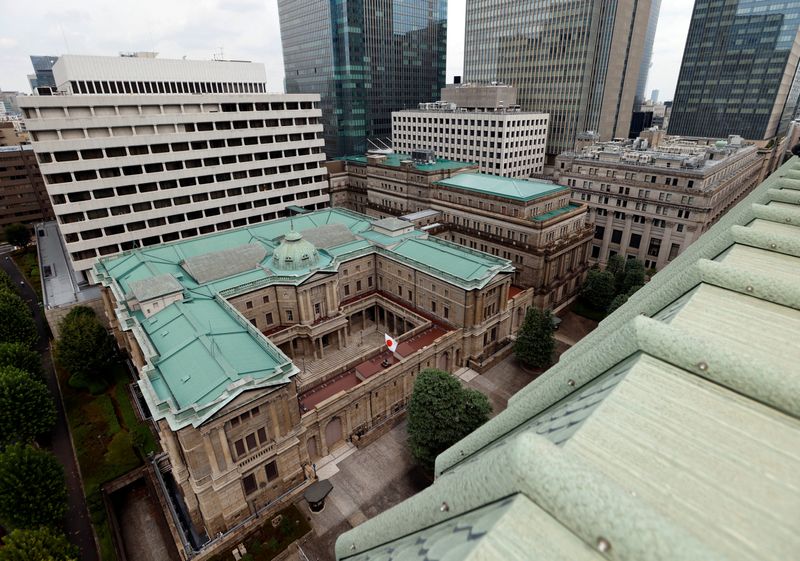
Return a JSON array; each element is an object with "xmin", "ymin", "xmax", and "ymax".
[
  {"xmin": 92, "ymin": 209, "xmax": 514, "ymax": 430},
  {"xmin": 335, "ymin": 158, "xmax": 800, "ymax": 560}
]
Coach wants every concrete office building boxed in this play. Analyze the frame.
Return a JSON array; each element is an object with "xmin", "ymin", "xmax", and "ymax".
[
  {"xmin": 670, "ymin": 0, "xmax": 800, "ymax": 140},
  {"xmin": 92, "ymin": 208, "xmax": 533, "ymax": 550},
  {"xmin": 392, "ymin": 86, "xmax": 549, "ymax": 178},
  {"xmin": 554, "ymin": 135, "xmax": 762, "ymax": 270},
  {"xmin": 463, "ymin": 0, "xmax": 655, "ymax": 166},
  {"xmin": 278, "ymin": 0, "xmax": 447, "ymax": 157},
  {"xmin": 19, "ymin": 54, "xmax": 329, "ymax": 279},
  {"xmin": 0, "ymin": 145, "xmax": 54, "ymax": 228},
  {"xmin": 329, "ymin": 153, "xmax": 592, "ymax": 309}
]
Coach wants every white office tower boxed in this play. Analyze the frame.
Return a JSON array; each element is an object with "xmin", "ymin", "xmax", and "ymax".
[
  {"xmin": 392, "ymin": 84, "xmax": 549, "ymax": 178},
  {"xmin": 19, "ymin": 54, "xmax": 329, "ymax": 278}
]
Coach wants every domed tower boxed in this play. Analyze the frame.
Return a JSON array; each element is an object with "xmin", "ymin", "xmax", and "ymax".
[{"xmin": 271, "ymin": 230, "xmax": 320, "ymax": 272}]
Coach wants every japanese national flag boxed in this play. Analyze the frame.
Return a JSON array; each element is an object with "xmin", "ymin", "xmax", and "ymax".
[{"xmin": 385, "ymin": 333, "xmax": 398, "ymax": 352}]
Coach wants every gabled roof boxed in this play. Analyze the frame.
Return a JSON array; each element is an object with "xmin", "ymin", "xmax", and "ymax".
[{"xmin": 335, "ymin": 158, "xmax": 800, "ymax": 560}]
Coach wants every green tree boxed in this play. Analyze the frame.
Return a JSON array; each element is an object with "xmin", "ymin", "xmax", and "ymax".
[
  {"xmin": 0, "ymin": 342, "xmax": 43, "ymax": 379},
  {"xmin": 513, "ymin": 308, "xmax": 556, "ymax": 369},
  {"xmin": 0, "ymin": 527, "xmax": 79, "ymax": 561},
  {"xmin": 579, "ymin": 269, "xmax": 616, "ymax": 312},
  {"xmin": 621, "ymin": 259, "xmax": 646, "ymax": 293},
  {"xmin": 0, "ymin": 444, "xmax": 67, "ymax": 530},
  {"xmin": 0, "ymin": 270, "xmax": 16, "ymax": 293},
  {"xmin": 3, "ymin": 223, "xmax": 29, "ymax": 248},
  {"xmin": 0, "ymin": 367, "xmax": 56, "ymax": 448},
  {"xmin": 407, "ymin": 369, "xmax": 491, "ymax": 471},
  {"xmin": 54, "ymin": 306, "xmax": 115, "ymax": 389},
  {"xmin": 0, "ymin": 289, "xmax": 37, "ymax": 348}
]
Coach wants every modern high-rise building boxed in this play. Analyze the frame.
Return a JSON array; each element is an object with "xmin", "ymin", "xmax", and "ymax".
[
  {"xmin": 278, "ymin": 0, "xmax": 447, "ymax": 157},
  {"xmin": 19, "ymin": 54, "xmax": 329, "ymax": 279},
  {"xmin": 669, "ymin": 0, "xmax": 800, "ymax": 140},
  {"xmin": 651, "ymin": 89, "xmax": 660, "ymax": 104},
  {"xmin": 635, "ymin": 0, "xmax": 662, "ymax": 106},
  {"xmin": 463, "ymin": 0, "xmax": 654, "ymax": 165},
  {"xmin": 28, "ymin": 55, "xmax": 58, "ymax": 92}
]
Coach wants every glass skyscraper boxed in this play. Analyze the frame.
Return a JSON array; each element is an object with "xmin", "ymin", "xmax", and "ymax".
[
  {"xmin": 464, "ymin": 0, "xmax": 655, "ymax": 163},
  {"xmin": 669, "ymin": 0, "xmax": 800, "ymax": 140},
  {"xmin": 278, "ymin": 0, "xmax": 447, "ymax": 157},
  {"xmin": 635, "ymin": 0, "xmax": 662, "ymax": 105},
  {"xmin": 28, "ymin": 55, "xmax": 58, "ymax": 92}
]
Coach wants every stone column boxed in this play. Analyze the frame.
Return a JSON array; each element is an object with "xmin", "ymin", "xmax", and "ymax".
[
  {"xmin": 202, "ymin": 432, "xmax": 220, "ymax": 478},
  {"xmin": 217, "ymin": 428, "xmax": 233, "ymax": 469}
]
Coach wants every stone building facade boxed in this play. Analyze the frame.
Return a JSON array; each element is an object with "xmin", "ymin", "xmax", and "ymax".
[
  {"xmin": 554, "ymin": 135, "xmax": 762, "ymax": 269},
  {"xmin": 92, "ymin": 208, "xmax": 532, "ymax": 553},
  {"xmin": 328, "ymin": 153, "xmax": 592, "ymax": 310}
]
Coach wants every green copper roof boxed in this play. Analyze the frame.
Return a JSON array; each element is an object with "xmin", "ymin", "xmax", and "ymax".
[
  {"xmin": 531, "ymin": 203, "xmax": 583, "ymax": 221},
  {"xmin": 391, "ymin": 238, "xmax": 511, "ymax": 284},
  {"xmin": 92, "ymin": 209, "xmax": 514, "ymax": 430},
  {"xmin": 336, "ymin": 158, "xmax": 800, "ymax": 560},
  {"xmin": 338, "ymin": 153, "xmax": 476, "ymax": 172},
  {"xmin": 435, "ymin": 173, "xmax": 568, "ymax": 202}
]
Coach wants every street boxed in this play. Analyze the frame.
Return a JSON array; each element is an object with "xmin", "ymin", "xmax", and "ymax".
[{"xmin": 0, "ymin": 249, "xmax": 99, "ymax": 561}]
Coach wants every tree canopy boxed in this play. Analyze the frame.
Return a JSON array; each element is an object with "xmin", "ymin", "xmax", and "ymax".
[
  {"xmin": 0, "ymin": 444, "xmax": 67, "ymax": 530},
  {"xmin": 54, "ymin": 306, "xmax": 115, "ymax": 389},
  {"xmin": 514, "ymin": 307, "xmax": 556, "ymax": 369},
  {"xmin": 0, "ymin": 527, "xmax": 79, "ymax": 561},
  {"xmin": 579, "ymin": 269, "xmax": 616, "ymax": 311},
  {"xmin": 0, "ymin": 367, "xmax": 56, "ymax": 448},
  {"xmin": 3, "ymin": 224, "xmax": 29, "ymax": 249},
  {"xmin": 407, "ymin": 369, "xmax": 491, "ymax": 471},
  {"xmin": 0, "ymin": 289, "xmax": 38, "ymax": 348},
  {"xmin": 0, "ymin": 342, "xmax": 42, "ymax": 380}
]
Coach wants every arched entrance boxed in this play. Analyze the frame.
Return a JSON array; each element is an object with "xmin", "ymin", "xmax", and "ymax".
[
  {"xmin": 324, "ymin": 417, "xmax": 344, "ymax": 452},
  {"xmin": 306, "ymin": 435, "xmax": 318, "ymax": 461}
]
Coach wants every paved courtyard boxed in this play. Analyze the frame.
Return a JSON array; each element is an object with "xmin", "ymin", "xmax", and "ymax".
[
  {"xmin": 292, "ymin": 307, "xmax": 598, "ymax": 560},
  {"xmin": 294, "ymin": 422, "xmax": 429, "ymax": 561}
]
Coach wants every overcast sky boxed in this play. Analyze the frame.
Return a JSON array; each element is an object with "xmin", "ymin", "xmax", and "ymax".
[{"xmin": 1, "ymin": 0, "xmax": 693, "ymax": 102}]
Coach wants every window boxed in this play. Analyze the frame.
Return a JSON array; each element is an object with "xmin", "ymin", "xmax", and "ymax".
[
  {"xmin": 285, "ymin": 310, "xmax": 293, "ymax": 321},
  {"xmin": 235, "ymin": 440, "xmax": 246, "ymax": 456},
  {"xmin": 263, "ymin": 295, "xmax": 269, "ymax": 303},
  {"xmin": 265, "ymin": 461, "xmax": 278, "ymax": 482},
  {"xmin": 243, "ymin": 474, "xmax": 257, "ymax": 495},
  {"xmin": 594, "ymin": 226, "xmax": 605, "ymax": 240},
  {"xmin": 344, "ymin": 284, "xmax": 350, "ymax": 296},
  {"xmin": 356, "ymin": 280, "xmax": 362, "ymax": 291},
  {"xmin": 611, "ymin": 230, "xmax": 622, "ymax": 244},
  {"xmin": 265, "ymin": 312, "xmax": 273, "ymax": 325},
  {"xmin": 432, "ymin": 301, "xmax": 437, "ymax": 313},
  {"xmin": 629, "ymin": 233, "xmax": 642, "ymax": 249},
  {"xmin": 314, "ymin": 303, "xmax": 321, "ymax": 316},
  {"xmin": 648, "ymin": 238, "xmax": 662, "ymax": 258},
  {"xmin": 246, "ymin": 301, "xmax": 253, "ymax": 310},
  {"xmin": 368, "ymin": 276, "xmax": 373, "ymax": 287},
  {"xmin": 669, "ymin": 243, "xmax": 680, "ymax": 260}
]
